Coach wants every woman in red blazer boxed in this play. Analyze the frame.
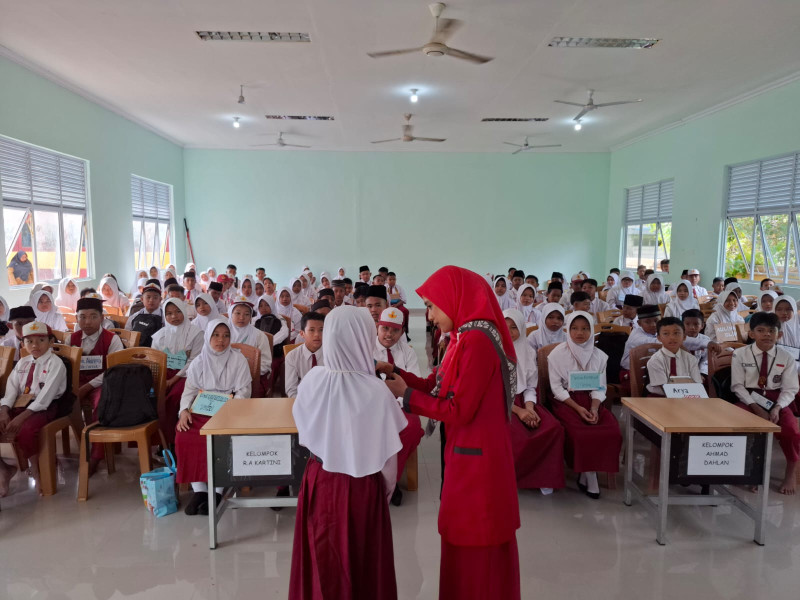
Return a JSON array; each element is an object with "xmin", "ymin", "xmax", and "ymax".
[{"xmin": 383, "ymin": 265, "xmax": 521, "ymax": 600}]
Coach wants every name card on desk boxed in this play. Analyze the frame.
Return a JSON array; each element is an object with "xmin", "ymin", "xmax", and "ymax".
[
  {"xmin": 687, "ymin": 435, "xmax": 746, "ymax": 476},
  {"xmin": 232, "ymin": 435, "xmax": 292, "ymax": 476},
  {"xmin": 569, "ymin": 371, "xmax": 603, "ymax": 391},
  {"xmin": 714, "ymin": 323, "xmax": 738, "ymax": 343},
  {"xmin": 190, "ymin": 391, "xmax": 232, "ymax": 417},
  {"xmin": 663, "ymin": 383, "xmax": 708, "ymax": 398}
]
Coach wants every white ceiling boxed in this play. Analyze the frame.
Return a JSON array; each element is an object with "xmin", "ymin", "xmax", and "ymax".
[{"xmin": 2, "ymin": 0, "xmax": 800, "ymax": 152}]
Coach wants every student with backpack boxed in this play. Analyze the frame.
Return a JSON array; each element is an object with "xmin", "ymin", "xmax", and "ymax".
[{"xmin": 125, "ymin": 282, "xmax": 164, "ymax": 346}]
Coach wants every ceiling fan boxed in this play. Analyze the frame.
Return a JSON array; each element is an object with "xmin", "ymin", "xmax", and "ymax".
[
  {"xmin": 554, "ymin": 89, "xmax": 643, "ymax": 122},
  {"xmin": 371, "ymin": 114, "xmax": 446, "ymax": 144},
  {"xmin": 250, "ymin": 132, "xmax": 310, "ymax": 149},
  {"xmin": 503, "ymin": 137, "xmax": 562, "ymax": 155},
  {"xmin": 367, "ymin": 2, "xmax": 493, "ymax": 64}
]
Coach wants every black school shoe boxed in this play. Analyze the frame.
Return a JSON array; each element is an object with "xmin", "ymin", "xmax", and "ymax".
[
  {"xmin": 586, "ymin": 490, "xmax": 600, "ymax": 500},
  {"xmin": 271, "ymin": 486, "xmax": 291, "ymax": 512},
  {"xmin": 391, "ymin": 486, "xmax": 403, "ymax": 506},
  {"xmin": 197, "ymin": 493, "xmax": 223, "ymax": 516},
  {"xmin": 576, "ymin": 476, "xmax": 587, "ymax": 494},
  {"xmin": 184, "ymin": 491, "xmax": 206, "ymax": 515}
]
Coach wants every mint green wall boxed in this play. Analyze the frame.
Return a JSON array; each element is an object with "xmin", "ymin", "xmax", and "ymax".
[
  {"xmin": 606, "ymin": 79, "xmax": 800, "ymax": 294},
  {"xmin": 183, "ymin": 150, "xmax": 610, "ymax": 306},
  {"xmin": 0, "ymin": 56, "xmax": 185, "ymax": 305}
]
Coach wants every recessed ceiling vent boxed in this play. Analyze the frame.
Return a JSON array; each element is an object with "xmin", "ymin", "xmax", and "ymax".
[
  {"xmin": 481, "ymin": 118, "xmax": 549, "ymax": 122},
  {"xmin": 264, "ymin": 115, "xmax": 334, "ymax": 121},
  {"xmin": 548, "ymin": 37, "xmax": 659, "ymax": 49},
  {"xmin": 196, "ymin": 31, "xmax": 310, "ymax": 42}
]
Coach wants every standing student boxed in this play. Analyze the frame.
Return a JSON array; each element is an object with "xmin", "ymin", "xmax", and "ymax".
[
  {"xmin": 645, "ymin": 317, "xmax": 702, "ymax": 396},
  {"xmin": 731, "ymin": 311, "xmax": 800, "ymax": 494},
  {"xmin": 229, "ymin": 298, "xmax": 273, "ymax": 395},
  {"xmin": 704, "ymin": 289, "xmax": 744, "ymax": 342},
  {"xmin": 290, "ymin": 307, "xmax": 406, "ymax": 600},
  {"xmin": 191, "ymin": 293, "xmax": 220, "ymax": 333},
  {"xmin": 613, "ymin": 294, "xmax": 643, "ymax": 327},
  {"xmin": 547, "ymin": 312, "xmax": 622, "ymax": 499},
  {"xmin": 664, "ymin": 281, "xmax": 699, "ymax": 318},
  {"xmin": 383, "ymin": 266, "xmax": 520, "ymax": 600},
  {"xmin": 176, "ymin": 319, "xmax": 251, "ymax": 515},
  {"xmin": 504, "ymin": 309, "xmax": 565, "ymax": 494},
  {"xmin": 125, "ymin": 283, "xmax": 164, "ymax": 346},
  {"xmin": 30, "ymin": 290, "xmax": 68, "ymax": 332},
  {"xmin": 493, "ymin": 276, "xmax": 516, "ymax": 311},
  {"xmin": 98, "ymin": 276, "xmax": 130, "ymax": 312},
  {"xmin": 55, "ymin": 277, "xmax": 80, "ymax": 311},
  {"xmin": 151, "ymin": 298, "xmax": 204, "ymax": 445},
  {"xmin": 527, "ymin": 302, "xmax": 566, "ymax": 352},
  {"xmin": 642, "ymin": 274, "xmax": 669, "ymax": 306},
  {"xmin": 0, "ymin": 322, "xmax": 67, "ymax": 496},
  {"xmin": 284, "ymin": 311, "xmax": 325, "ymax": 399}
]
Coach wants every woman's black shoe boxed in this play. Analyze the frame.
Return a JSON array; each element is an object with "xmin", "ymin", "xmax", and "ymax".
[
  {"xmin": 197, "ymin": 493, "xmax": 223, "ymax": 516},
  {"xmin": 586, "ymin": 490, "xmax": 600, "ymax": 500},
  {"xmin": 184, "ymin": 491, "xmax": 206, "ymax": 515},
  {"xmin": 577, "ymin": 476, "xmax": 587, "ymax": 494}
]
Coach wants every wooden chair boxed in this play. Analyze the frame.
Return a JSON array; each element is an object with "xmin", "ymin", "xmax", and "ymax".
[
  {"xmin": 103, "ymin": 305, "xmax": 123, "ymax": 317},
  {"xmin": 78, "ymin": 348, "xmax": 168, "ymax": 501},
  {"xmin": 63, "ymin": 313, "xmax": 77, "ymax": 332},
  {"xmin": 596, "ymin": 309, "xmax": 621, "ymax": 324},
  {"xmin": 738, "ymin": 310, "xmax": 753, "ymax": 319},
  {"xmin": 106, "ymin": 313, "xmax": 128, "ymax": 328},
  {"xmin": 281, "ymin": 315, "xmax": 292, "ymax": 329},
  {"xmin": 283, "ymin": 343, "xmax": 301, "ymax": 357},
  {"xmin": 706, "ymin": 342, "xmax": 745, "ymax": 398},
  {"xmin": 57, "ymin": 305, "xmax": 73, "ymax": 314},
  {"xmin": 628, "ymin": 343, "xmax": 662, "ymax": 397},
  {"xmin": 699, "ymin": 303, "xmax": 715, "ymax": 319},
  {"xmin": 594, "ymin": 323, "xmax": 631, "ymax": 336},
  {"xmin": 232, "ymin": 343, "xmax": 262, "ymax": 396},
  {"xmin": 51, "ymin": 330, "xmax": 69, "ymax": 344},
  {"xmin": 525, "ymin": 325, "xmax": 538, "ymax": 337},
  {"xmin": 293, "ymin": 304, "xmax": 309, "ymax": 315},
  {"xmin": 110, "ymin": 328, "xmax": 141, "ymax": 348},
  {"xmin": 0, "ymin": 346, "xmax": 14, "ymax": 391},
  {"xmin": 263, "ymin": 331, "xmax": 274, "ymax": 355},
  {"xmin": 735, "ymin": 322, "xmax": 750, "ymax": 343}
]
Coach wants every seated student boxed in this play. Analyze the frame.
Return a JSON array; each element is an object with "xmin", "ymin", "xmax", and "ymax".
[
  {"xmin": 534, "ymin": 282, "xmax": 563, "ymax": 317},
  {"xmin": 613, "ymin": 294, "xmax": 642, "ymax": 327},
  {"xmin": 708, "ymin": 277, "xmax": 725, "ymax": 298},
  {"xmin": 365, "ymin": 285, "xmax": 389, "ymax": 325},
  {"xmin": 341, "ymin": 278, "xmax": 354, "ymax": 305},
  {"xmin": 560, "ymin": 274, "xmax": 585, "ymax": 309},
  {"xmin": 731, "ymin": 312, "xmax": 800, "ymax": 494},
  {"xmin": 686, "ymin": 269, "xmax": 708, "ymax": 298},
  {"xmin": 284, "ymin": 311, "xmax": 325, "ymax": 399},
  {"xmin": 493, "ymin": 276, "xmax": 516, "ymax": 311},
  {"xmin": 162, "ymin": 278, "xmax": 179, "ymax": 297},
  {"xmin": 620, "ymin": 304, "xmax": 660, "ymax": 385},
  {"xmin": 125, "ymin": 282, "xmax": 164, "ymax": 347},
  {"xmin": 30, "ymin": 290, "xmax": 67, "ymax": 332},
  {"xmin": 759, "ymin": 277, "xmax": 783, "ymax": 295},
  {"xmin": 704, "ymin": 289, "xmax": 744, "ymax": 343},
  {"xmin": 569, "ymin": 291, "xmax": 592, "ymax": 314},
  {"xmin": 602, "ymin": 273, "xmax": 619, "ymax": 293},
  {"xmin": 98, "ymin": 276, "xmax": 130, "ymax": 312},
  {"xmin": 607, "ymin": 270, "xmax": 640, "ymax": 307},
  {"xmin": 506, "ymin": 270, "xmax": 525, "ymax": 301},
  {"xmin": 182, "ymin": 272, "xmax": 200, "ymax": 302},
  {"xmin": 317, "ymin": 288, "xmax": 335, "ymax": 308},
  {"xmin": 151, "ymin": 298, "xmax": 204, "ymax": 445},
  {"xmin": 191, "ymin": 292, "xmax": 220, "ymax": 333},
  {"xmin": 221, "ymin": 274, "xmax": 237, "ymax": 305},
  {"xmin": 682, "ymin": 309, "xmax": 712, "ymax": 377},
  {"xmin": 642, "ymin": 274, "xmax": 669, "ymax": 306},
  {"xmin": 254, "ymin": 294, "xmax": 290, "ymax": 356},
  {"xmin": 724, "ymin": 279, "xmax": 751, "ymax": 311},
  {"xmin": 330, "ymin": 279, "xmax": 347, "ymax": 308},
  {"xmin": 55, "ymin": 277, "xmax": 80, "ymax": 312},
  {"xmin": 774, "ymin": 296, "xmax": 800, "ymax": 347},
  {"xmin": 0, "ymin": 321, "xmax": 67, "ymax": 496},
  {"xmin": 664, "ymin": 281, "xmax": 699, "ymax": 318},
  {"xmin": 80, "ymin": 289, "xmax": 117, "ymax": 330},
  {"xmin": 374, "ymin": 307, "xmax": 423, "ymax": 506},
  {"xmin": 208, "ymin": 281, "xmax": 228, "ymax": 315},
  {"xmin": 176, "ymin": 318, "xmax": 251, "ymax": 514},
  {"xmin": 239, "ymin": 277, "xmax": 258, "ymax": 305},
  {"xmin": 582, "ymin": 279, "xmax": 611, "ymax": 315},
  {"xmin": 289, "ymin": 278, "xmax": 307, "ymax": 308},
  {"xmin": 515, "ymin": 283, "xmax": 538, "ymax": 324},
  {"xmin": 528, "ymin": 302, "xmax": 566, "ymax": 352},
  {"xmin": 372, "ymin": 273, "xmax": 386, "ymax": 287},
  {"xmin": 264, "ymin": 277, "xmax": 277, "ymax": 300},
  {"xmin": 547, "ymin": 312, "xmax": 622, "ymax": 500},
  {"xmin": 2, "ymin": 306, "xmax": 37, "ymax": 360},
  {"xmin": 198, "ymin": 271, "xmax": 211, "ymax": 293},
  {"xmin": 225, "ymin": 264, "xmax": 239, "ymax": 288},
  {"xmin": 276, "ymin": 287, "xmax": 303, "ymax": 338},
  {"xmin": 504, "ymin": 309, "xmax": 565, "ymax": 495},
  {"xmin": 254, "ymin": 280, "xmax": 265, "ymax": 299},
  {"xmin": 645, "ymin": 317, "xmax": 702, "ymax": 396},
  {"xmin": 309, "ymin": 300, "xmax": 331, "ymax": 316},
  {"xmin": 229, "ymin": 297, "xmax": 273, "ymax": 395},
  {"xmin": 165, "ymin": 283, "xmax": 185, "ymax": 301},
  {"xmin": 352, "ymin": 283, "xmax": 369, "ymax": 307}
]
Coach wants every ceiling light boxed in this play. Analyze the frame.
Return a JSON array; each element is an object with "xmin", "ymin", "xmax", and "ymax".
[
  {"xmin": 481, "ymin": 117, "xmax": 549, "ymax": 122},
  {"xmin": 548, "ymin": 37, "xmax": 660, "ymax": 49},
  {"xmin": 264, "ymin": 115, "xmax": 335, "ymax": 121},
  {"xmin": 196, "ymin": 31, "xmax": 310, "ymax": 43},
  {"xmin": 238, "ymin": 85, "xmax": 245, "ymax": 105},
  {"xmin": 233, "ymin": 117, "xmax": 240, "ymax": 128},
  {"xmin": 574, "ymin": 121, "xmax": 582, "ymax": 131},
  {"xmin": 409, "ymin": 89, "xmax": 418, "ymax": 103}
]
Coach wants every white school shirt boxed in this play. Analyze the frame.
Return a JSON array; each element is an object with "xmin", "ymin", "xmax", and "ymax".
[
  {"xmin": 516, "ymin": 346, "xmax": 539, "ymax": 406},
  {"xmin": 683, "ymin": 333, "xmax": 711, "ymax": 375},
  {"xmin": 284, "ymin": 344, "xmax": 324, "ymax": 399},
  {"xmin": 374, "ymin": 338, "xmax": 421, "ymax": 377},
  {"xmin": 231, "ymin": 328, "xmax": 272, "ymax": 376},
  {"xmin": 73, "ymin": 330, "xmax": 125, "ymax": 388},
  {"xmin": 621, "ymin": 327, "xmax": 659, "ymax": 370},
  {"xmin": 645, "ymin": 348, "xmax": 702, "ymax": 395},
  {"xmin": 589, "ymin": 297, "xmax": 612, "ymax": 314},
  {"xmin": 178, "ymin": 356, "xmax": 252, "ymax": 414},
  {"xmin": 1, "ymin": 350, "xmax": 67, "ymax": 412},
  {"xmin": 613, "ymin": 315, "xmax": 637, "ymax": 327},
  {"xmin": 151, "ymin": 327, "xmax": 204, "ymax": 378},
  {"xmin": 547, "ymin": 343, "xmax": 608, "ymax": 403},
  {"xmin": 124, "ymin": 307, "xmax": 163, "ymax": 330},
  {"xmin": 559, "ymin": 290, "xmax": 572, "ymax": 309},
  {"xmin": 385, "ymin": 284, "xmax": 408, "ymax": 304},
  {"xmin": 691, "ymin": 285, "xmax": 708, "ymax": 299},
  {"xmin": 704, "ymin": 311, "xmax": 744, "ymax": 343},
  {"xmin": 214, "ymin": 298, "xmax": 227, "ymax": 314},
  {"xmin": 731, "ymin": 345, "xmax": 799, "ymax": 409}
]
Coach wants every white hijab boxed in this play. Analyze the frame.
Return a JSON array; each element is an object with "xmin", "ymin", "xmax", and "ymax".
[
  {"xmin": 493, "ymin": 276, "xmax": 516, "ymax": 311},
  {"xmin": 642, "ymin": 273, "xmax": 669, "ymax": 305},
  {"xmin": 515, "ymin": 283, "xmax": 537, "ymax": 321},
  {"xmin": 713, "ymin": 289, "xmax": 743, "ymax": 323},
  {"xmin": 130, "ymin": 270, "xmax": 147, "ymax": 296},
  {"xmin": 289, "ymin": 278, "xmax": 304, "ymax": 304},
  {"xmin": 319, "ymin": 271, "xmax": 332, "ymax": 289},
  {"xmin": 238, "ymin": 277, "xmax": 258, "ymax": 305},
  {"xmin": 152, "ymin": 298, "xmax": 203, "ymax": 352},
  {"xmin": 257, "ymin": 294, "xmax": 278, "ymax": 318},
  {"xmin": 229, "ymin": 301, "xmax": 262, "ymax": 346},
  {"xmin": 276, "ymin": 287, "xmax": 295, "ymax": 317},
  {"xmin": 192, "ymin": 292, "xmax": 220, "ymax": 332},
  {"xmin": 504, "ymin": 309, "xmax": 534, "ymax": 393},
  {"xmin": 530, "ymin": 303, "xmax": 566, "ymax": 347},
  {"xmin": 99, "ymin": 276, "xmax": 125, "ymax": 308},
  {"xmin": 0, "ymin": 295, "xmax": 9, "ymax": 322},
  {"xmin": 666, "ymin": 281, "xmax": 699, "ymax": 316},
  {"xmin": 55, "ymin": 277, "xmax": 80, "ymax": 311},
  {"xmin": 756, "ymin": 290, "xmax": 778, "ymax": 313},
  {"xmin": 610, "ymin": 271, "xmax": 639, "ymax": 304},
  {"xmin": 30, "ymin": 290, "xmax": 65, "ymax": 329},
  {"xmin": 190, "ymin": 319, "xmax": 251, "ymax": 392},
  {"xmin": 565, "ymin": 311, "xmax": 597, "ymax": 369},
  {"xmin": 337, "ymin": 266, "xmax": 346, "ymax": 278},
  {"xmin": 293, "ymin": 306, "xmax": 406, "ymax": 478},
  {"xmin": 775, "ymin": 295, "xmax": 800, "ymax": 347},
  {"xmin": 603, "ymin": 273, "xmax": 620, "ymax": 291}
]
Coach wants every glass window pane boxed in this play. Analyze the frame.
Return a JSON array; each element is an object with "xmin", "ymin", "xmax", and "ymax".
[
  {"xmin": 5, "ymin": 208, "xmax": 34, "ymax": 286},
  {"xmin": 726, "ymin": 217, "xmax": 754, "ymax": 279},
  {"xmin": 761, "ymin": 214, "xmax": 789, "ymax": 281},
  {"xmin": 625, "ymin": 225, "xmax": 641, "ymax": 270},
  {"xmin": 639, "ymin": 223, "xmax": 658, "ymax": 270},
  {"xmin": 144, "ymin": 221, "xmax": 156, "ymax": 268},
  {"xmin": 158, "ymin": 222, "xmax": 170, "ymax": 267},
  {"xmin": 657, "ymin": 222, "xmax": 671, "ymax": 263},
  {"xmin": 132, "ymin": 219, "xmax": 142, "ymax": 270},
  {"xmin": 752, "ymin": 220, "xmax": 767, "ymax": 280},
  {"xmin": 62, "ymin": 212, "xmax": 84, "ymax": 279},
  {"xmin": 33, "ymin": 210, "xmax": 62, "ymax": 281},
  {"xmin": 4, "ymin": 207, "xmax": 27, "ymax": 257},
  {"xmin": 786, "ymin": 223, "xmax": 800, "ymax": 285}
]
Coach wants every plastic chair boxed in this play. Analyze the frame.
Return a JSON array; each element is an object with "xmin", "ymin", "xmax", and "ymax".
[
  {"xmin": 628, "ymin": 343, "xmax": 662, "ymax": 398},
  {"xmin": 525, "ymin": 325, "xmax": 538, "ymax": 337},
  {"xmin": 231, "ymin": 343, "xmax": 262, "ymax": 396},
  {"xmin": 110, "ymin": 328, "xmax": 141, "ymax": 348},
  {"xmin": 106, "ymin": 314, "xmax": 128, "ymax": 328},
  {"xmin": 77, "ymin": 348, "xmax": 168, "ymax": 501},
  {"xmin": 283, "ymin": 343, "xmax": 301, "ymax": 357},
  {"xmin": 596, "ymin": 309, "xmax": 621, "ymax": 323},
  {"xmin": 594, "ymin": 323, "xmax": 631, "ymax": 336},
  {"xmin": 706, "ymin": 342, "xmax": 745, "ymax": 399}
]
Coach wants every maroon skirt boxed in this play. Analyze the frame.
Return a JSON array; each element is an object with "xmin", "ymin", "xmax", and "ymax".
[
  {"xmin": 439, "ymin": 536, "xmax": 520, "ymax": 600},
  {"xmin": 289, "ymin": 458, "xmax": 397, "ymax": 600},
  {"xmin": 175, "ymin": 413, "xmax": 211, "ymax": 483},
  {"xmin": 161, "ymin": 368, "xmax": 186, "ymax": 446},
  {"xmin": 396, "ymin": 413, "xmax": 424, "ymax": 483},
  {"xmin": 508, "ymin": 400, "xmax": 565, "ymax": 490},
  {"xmin": 550, "ymin": 391, "xmax": 622, "ymax": 473}
]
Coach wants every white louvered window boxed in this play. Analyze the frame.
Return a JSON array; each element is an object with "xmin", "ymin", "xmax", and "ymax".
[
  {"xmin": 723, "ymin": 153, "xmax": 800, "ymax": 284},
  {"xmin": 0, "ymin": 135, "xmax": 91, "ymax": 287},
  {"xmin": 623, "ymin": 179, "xmax": 673, "ymax": 270},
  {"xmin": 131, "ymin": 174, "xmax": 172, "ymax": 272}
]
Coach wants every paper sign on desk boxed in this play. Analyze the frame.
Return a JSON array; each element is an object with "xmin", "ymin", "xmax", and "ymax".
[
  {"xmin": 569, "ymin": 371, "xmax": 603, "ymax": 391},
  {"xmin": 662, "ymin": 383, "xmax": 708, "ymax": 398},
  {"xmin": 687, "ymin": 435, "xmax": 746, "ymax": 476},
  {"xmin": 232, "ymin": 435, "xmax": 292, "ymax": 476},
  {"xmin": 190, "ymin": 391, "xmax": 232, "ymax": 417},
  {"xmin": 714, "ymin": 323, "xmax": 738, "ymax": 343},
  {"xmin": 80, "ymin": 355, "xmax": 103, "ymax": 371}
]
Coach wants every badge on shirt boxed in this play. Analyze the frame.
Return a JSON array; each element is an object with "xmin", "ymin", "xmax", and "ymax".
[
  {"xmin": 750, "ymin": 391, "xmax": 775, "ymax": 411},
  {"xmin": 80, "ymin": 355, "xmax": 103, "ymax": 371},
  {"xmin": 568, "ymin": 371, "xmax": 603, "ymax": 391},
  {"xmin": 773, "ymin": 374, "xmax": 782, "ymax": 384},
  {"xmin": 190, "ymin": 390, "xmax": 232, "ymax": 417}
]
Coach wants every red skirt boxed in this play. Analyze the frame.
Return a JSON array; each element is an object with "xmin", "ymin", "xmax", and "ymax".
[
  {"xmin": 162, "ymin": 368, "xmax": 186, "ymax": 446},
  {"xmin": 439, "ymin": 536, "xmax": 520, "ymax": 600},
  {"xmin": 550, "ymin": 391, "xmax": 622, "ymax": 473},
  {"xmin": 396, "ymin": 413, "xmax": 424, "ymax": 483},
  {"xmin": 175, "ymin": 413, "xmax": 211, "ymax": 483},
  {"xmin": 508, "ymin": 401, "xmax": 565, "ymax": 489},
  {"xmin": 6, "ymin": 405, "xmax": 57, "ymax": 459},
  {"xmin": 289, "ymin": 458, "xmax": 397, "ymax": 600},
  {"xmin": 736, "ymin": 401, "xmax": 800, "ymax": 463}
]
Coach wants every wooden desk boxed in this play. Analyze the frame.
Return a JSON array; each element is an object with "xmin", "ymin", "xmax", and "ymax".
[
  {"xmin": 201, "ymin": 397, "xmax": 305, "ymax": 549},
  {"xmin": 622, "ymin": 397, "xmax": 780, "ymax": 545}
]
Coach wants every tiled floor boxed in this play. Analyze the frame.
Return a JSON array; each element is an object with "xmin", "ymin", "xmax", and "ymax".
[{"xmin": 1, "ymin": 316, "xmax": 799, "ymax": 599}]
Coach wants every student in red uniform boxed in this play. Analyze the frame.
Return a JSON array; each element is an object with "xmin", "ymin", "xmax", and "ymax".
[
  {"xmin": 290, "ymin": 306, "xmax": 406, "ymax": 600},
  {"xmin": 383, "ymin": 265, "xmax": 520, "ymax": 600}
]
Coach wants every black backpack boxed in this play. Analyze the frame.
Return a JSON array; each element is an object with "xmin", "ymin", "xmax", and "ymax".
[
  {"xmin": 130, "ymin": 312, "xmax": 163, "ymax": 347},
  {"xmin": 96, "ymin": 364, "xmax": 157, "ymax": 427},
  {"xmin": 53, "ymin": 355, "xmax": 77, "ymax": 418}
]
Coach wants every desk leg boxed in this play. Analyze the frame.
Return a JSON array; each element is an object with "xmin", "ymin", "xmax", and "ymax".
[
  {"xmin": 207, "ymin": 435, "xmax": 217, "ymax": 550},
  {"xmin": 624, "ymin": 409, "xmax": 634, "ymax": 506},
  {"xmin": 754, "ymin": 432, "xmax": 773, "ymax": 546},
  {"xmin": 656, "ymin": 432, "xmax": 671, "ymax": 545}
]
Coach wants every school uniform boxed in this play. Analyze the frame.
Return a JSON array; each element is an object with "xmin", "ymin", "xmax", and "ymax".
[
  {"xmin": 683, "ymin": 333, "xmax": 711, "ymax": 375},
  {"xmin": 620, "ymin": 326, "xmax": 658, "ymax": 370},
  {"xmin": 691, "ymin": 285, "xmax": 708, "ymax": 298},
  {"xmin": 125, "ymin": 306, "xmax": 164, "ymax": 347},
  {"xmin": 1, "ymin": 334, "xmax": 22, "ymax": 362},
  {"xmin": 589, "ymin": 296, "xmax": 612, "ymax": 315},
  {"xmin": 645, "ymin": 347, "xmax": 702, "ymax": 396},
  {"xmin": 704, "ymin": 290, "xmax": 744, "ymax": 343},
  {"xmin": 527, "ymin": 303, "xmax": 566, "ymax": 352},
  {"xmin": 284, "ymin": 344, "xmax": 324, "ymax": 399},
  {"xmin": 612, "ymin": 315, "xmax": 637, "ymax": 327},
  {"xmin": 230, "ymin": 316, "xmax": 273, "ymax": 396},
  {"xmin": 731, "ymin": 345, "xmax": 800, "ymax": 464},
  {"xmin": 30, "ymin": 291, "xmax": 68, "ymax": 331},
  {"xmin": 385, "ymin": 283, "xmax": 410, "ymax": 331}
]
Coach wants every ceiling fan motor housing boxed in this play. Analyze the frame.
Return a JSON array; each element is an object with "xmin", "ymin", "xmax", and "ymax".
[{"xmin": 423, "ymin": 42, "xmax": 447, "ymax": 57}]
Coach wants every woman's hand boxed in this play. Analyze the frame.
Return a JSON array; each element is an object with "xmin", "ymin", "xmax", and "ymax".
[
  {"xmin": 384, "ymin": 373, "xmax": 408, "ymax": 398},
  {"xmin": 176, "ymin": 409, "xmax": 192, "ymax": 432},
  {"xmin": 375, "ymin": 361, "xmax": 394, "ymax": 376}
]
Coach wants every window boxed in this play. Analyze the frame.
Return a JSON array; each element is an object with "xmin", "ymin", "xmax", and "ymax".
[
  {"xmin": 723, "ymin": 153, "xmax": 800, "ymax": 284},
  {"xmin": 131, "ymin": 175, "xmax": 172, "ymax": 271},
  {"xmin": 0, "ymin": 136, "xmax": 91, "ymax": 286},
  {"xmin": 623, "ymin": 179, "xmax": 673, "ymax": 270}
]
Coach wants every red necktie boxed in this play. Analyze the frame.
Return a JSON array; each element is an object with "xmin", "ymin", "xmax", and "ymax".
[
  {"xmin": 386, "ymin": 348, "xmax": 394, "ymax": 365},
  {"xmin": 669, "ymin": 356, "xmax": 677, "ymax": 377},
  {"xmin": 693, "ymin": 287, "xmax": 698, "ymax": 298},
  {"xmin": 758, "ymin": 351, "xmax": 768, "ymax": 388},
  {"xmin": 311, "ymin": 353, "xmax": 317, "ymax": 368},
  {"xmin": 186, "ymin": 292, "xmax": 191, "ymax": 301},
  {"xmin": 23, "ymin": 361, "xmax": 36, "ymax": 394}
]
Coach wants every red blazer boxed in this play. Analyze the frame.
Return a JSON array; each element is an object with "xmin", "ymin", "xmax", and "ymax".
[{"xmin": 401, "ymin": 330, "xmax": 519, "ymax": 547}]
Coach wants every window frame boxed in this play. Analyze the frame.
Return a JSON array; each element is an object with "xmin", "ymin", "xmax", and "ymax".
[
  {"xmin": 622, "ymin": 179, "xmax": 673, "ymax": 271},
  {"xmin": 131, "ymin": 174, "xmax": 173, "ymax": 272}
]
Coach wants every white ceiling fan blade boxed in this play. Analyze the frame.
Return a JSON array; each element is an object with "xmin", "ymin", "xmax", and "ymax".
[
  {"xmin": 284, "ymin": 144, "xmax": 311, "ymax": 148},
  {"xmin": 512, "ymin": 147, "xmax": 524, "ymax": 155},
  {"xmin": 367, "ymin": 47, "xmax": 423, "ymax": 58},
  {"xmin": 250, "ymin": 143, "xmax": 280, "ymax": 147},
  {"xmin": 503, "ymin": 142, "xmax": 523, "ymax": 147},
  {"xmin": 412, "ymin": 136, "xmax": 446, "ymax": 142},
  {"xmin": 573, "ymin": 107, "xmax": 592, "ymax": 121},
  {"xmin": 371, "ymin": 138, "xmax": 402, "ymax": 144},
  {"xmin": 554, "ymin": 100, "xmax": 586, "ymax": 107},
  {"xmin": 594, "ymin": 100, "xmax": 643, "ymax": 107},
  {"xmin": 529, "ymin": 144, "xmax": 562, "ymax": 148},
  {"xmin": 431, "ymin": 18, "xmax": 463, "ymax": 44},
  {"xmin": 446, "ymin": 47, "xmax": 493, "ymax": 64}
]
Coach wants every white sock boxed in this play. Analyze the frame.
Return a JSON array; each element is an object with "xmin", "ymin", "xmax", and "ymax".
[
  {"xmin": 540, "ymin": 487, "xmax": 554, "ymax": 495},
  {"xmin": 585, "ymin": 472, "xmax": 600, "ymax": 494},
  {"xmin": 215, "ymin": 487, "xmax": 224, "ymax": 494},
  {"xmin": 191, "ymin": 482, "xmax": 208, "ymax": 493},
  {"xmin": 579, "ymin": 472, "xmax": 587, "ymax": 486}
]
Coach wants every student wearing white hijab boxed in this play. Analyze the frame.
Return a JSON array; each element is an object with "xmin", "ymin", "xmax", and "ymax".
[
  {"xmin": 515, "ymin": 283, "xmax": 539, "ymax": 325},
  {"xmin": 289, "ymin": 306, "xmax": 406, "ymax": 599},
  {"xmin": 724, "ymin": 281, "xmax": 750, "ymax": 311},
  {"xmin": 601, "ymin": 273, "xmax": 619, "ymax": 292},
  {"xmin": 0, "ymin": 295, "xmax": 10, "ymax": 337},
  {"xmin": 175, "ymin": 318, "xmax": 251, "ymax": 515},
  {"xmin": 755, "ymin": 290, "xmax": 778, "ymax": 313},
  {"xmin": 705, "ymin": 289, "xmax": 745, "ymax": 342},
  {"xmin": 30, "ymin": 290, "xmax": 67, "ymax": 331},
  {"xmin": 503, "ymin": 309, "xmax": 565, "ymax": 494},
  {"xmin": 493, "ymin": 276, "xmax": 516, "ymax": 311},
  {"xmin": 98, "ymin": 276, "xmax": 130, "ymax": 311},
  {"xmin": 336, "ymin": 266, "xmax": 346, "ymax": 279},
  {"xmin": 238, "ymin": 276, "xmax": 259, "ymax": 306},
  {"xmin": 527, "ymin": 303, "xmax": 566, "ymax": 352},
  {"xmin": 607, "ymin": 270, "xmax": 640, "ymax": 307},
  {"xmin": 254, "ymin": 294, "xmax": 290, "ymax": 347},
  {"xmin": 775, "ymin": 295, "xmax": 800, "ymax": 348},
  {"xmin": 318, "ymin": 271, "xmax": 333, "ymax": 290},
  {"xmin": 277, "ymin": 287, "xmax": 303, "ymax": 337},
  {"xmin": 663, "ymin": 280, "xmax": 699, "ymax": 318},
  {"xmin": 130, "ymin": 270, "xmax": 147, "ymax": 296},
  {"xmin": 289, "ymin": 278, "xmax": 307, "ymax": 307},
  {"xmin": 229, "ymin": 297, "xmax": 273, "ymax": 395},
  {"xmin": 54, "ymin": 277, "xmax": 80, "ymax": 311},
  {"xmin": 191, "ymin": 292, "xmax": 220, "ymax": 333},
  {"xmin": 641, "ymin": 273, "xmax": 669, "ymax": 306}
]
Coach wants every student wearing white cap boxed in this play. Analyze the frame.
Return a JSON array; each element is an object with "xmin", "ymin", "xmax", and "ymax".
[
  {"xmin": 686, "ymin": 269, "xmax": 708, "ymax": 298},
  {"xmin": 559, "ymin": 273, "xmax": 586, "ymax": 309}
]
